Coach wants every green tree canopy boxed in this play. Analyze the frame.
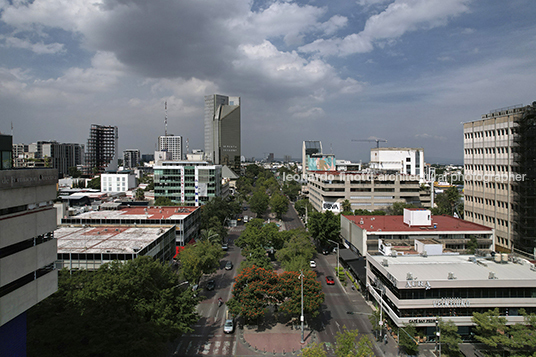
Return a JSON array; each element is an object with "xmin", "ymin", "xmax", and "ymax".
[
  {"xmin": 275, "ymin": 229, "xmax": 315, "ymax": 271},
  {"xmin": 135, "ymin": 188, "xmax": 145, "ymax": 200},
  {"xmin": 278, "ymin": 270, "xmax": 324, "ymax": 318},
  {"xmin": 438, "ymin": 319, "xmax": 462, "ymax": 356},
  {"xmin": 295, "ymin": 198, "xmax": 313, "ymax": 217},
  {"xmin": 27, "ymin": 257, "xmax": 199, "ymax": 357},
  {"xmin": 307, "ymin": 211, "xmax": 340, "ymax": 246},
  {"xmin": 270, "ymin": 191, "xmax": 289, "ymax": 219},
  {"xmin": 398, "ymin": 324, "xmax": 419, "ymax": 356},
  {"xmin": 282, "ymin": 179, "xmax": 301, "ymax": 201},
  {"xmin": 154, "ymin": 196, "xmax": 174, "ymax": 206},
  {"xmin": 87, "ymin": 176, "xmax": 101, "ymax": 190},
  {"xmin": 68, "ymin": 166, "xmax": 82, "ymax": 178},
  {"xmin": 249, "ymin": 190, "xmax": 270, "ymax": 217},
  {"xmin": 178, "ymin": 240, "xmax": 224, "ymax": 283}
]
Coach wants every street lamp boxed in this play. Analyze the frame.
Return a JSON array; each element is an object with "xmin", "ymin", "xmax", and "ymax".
[
  {"xmin": 299, "ymin": 270, "xmax": 305, "ymax": 344},
  {"xmin": 327, "ymin": 239, "xmax": 340, "ymax": 279},
  {"xmin": 367, "ymin": 284, "xmax": 385, "ymax": 340},
  {"xmin": 435, "ymin": 319, "xmax": 441, "ymax": 357}
]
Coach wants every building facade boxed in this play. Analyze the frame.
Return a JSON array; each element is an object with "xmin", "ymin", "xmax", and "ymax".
[
  {"xmin": 370, "ymin": 148, "xmax": 425, "ymax": 182},
  {"xmin": 366, "ymin": 253, "xmax": 536, "ymax": 339},
  {"xmin": 204, "ymin": 94, "xmax": 241, "ymax": 175},
  {"xmin": 85, "ymin": 124, "xmax": 118, "ymax": 174},
  {"xmin": 341, "ymin": 208, "xmax": 494, "ymax": 256},
  {"xmin": 307, "ymin": 171, "xmax": 426, "ymax": 213},
  {"xmin": 154, "ymin": 161, "xmax": 223, "ymax": 207},
  {"xmin": 463, "ymin": 103, "xmax": 536, "ymax": 254},
  {"xmin": 123, "ymin": 149, "xmax": 140, "ymax": 169},
  {"xmin": 0, "ymin": 163, "xmax": 58, "ymax": 355},
  {"xmin": 100, "ymin": 172, "xmax": 137, "ymax": 192},
  {"xmin": 158, "ymin": 135, "xmax": 183, "ymax": 161},
  {"xmin": 302, "ymin": 140, "xmax": 323, "ymax": 174},
  {"xmin": 42, "ymin": 142, "xmax": 84, "ymax": 178}
]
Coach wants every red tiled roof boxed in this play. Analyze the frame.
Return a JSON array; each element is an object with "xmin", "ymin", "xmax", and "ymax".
[
  {"xmin": 115, "ymin": 206, "xmax": 198, "ymax": 219},
  {"xmin": 342, "ymin": 214, "xmax": 493, "ymax": 232}
]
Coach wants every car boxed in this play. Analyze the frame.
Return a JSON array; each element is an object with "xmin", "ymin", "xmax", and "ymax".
[
  {"xmin": 322, "ymin": 248, "xmax": 329, "ymax": 255},
  {"xmin": 222, "ymin": 243, "xmax": 228, "ymax": 251},
  {"xmin": 310, "ymin": 260, "xmax": 316, "ymax": 268},
  {"xmin": 206, "ymin": 279, "xmax": 216, "ymax": 291},
  {"xmin": 325, "ymin": 276, "xmax": 335, "ymax": 285},
  {"xmin": 225, "ymin": 261, "xmax": 233, "ymax": 270},
  {"xmin": 223, "ymin": 319, "xmax": 234, "ymax": 334}
]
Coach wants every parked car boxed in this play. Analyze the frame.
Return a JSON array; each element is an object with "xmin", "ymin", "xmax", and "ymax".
[
  {"xmin": 222, "ymin": 243, "xmax": 228, "ymax": 251},
  {"xmin": 322, "ymin": 248, "xmax": 329, "ymax": 255},
  {"xmin": 223, "ymin": 319, "xmax": 234, "ymax": 334},
  {"xmin": 325, "ymin": 276, "xmax": 335, "ymax": 285},
  {"xmin": 206, "ymin": 279, "xmax": 216, "ymax": 291},
  {"xmin": 310, "ymin": 260, "xmax": 316, "ymax": 268},
  {"xmin": 225, "ymin": 261, "xmax": 233, "ymax": 270}
]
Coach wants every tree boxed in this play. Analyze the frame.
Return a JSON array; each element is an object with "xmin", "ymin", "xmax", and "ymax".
[
  {"xmin": 295, "ymin": 198, "xmax": 313, "ymax": 217},
  {"xmin": 389, "ymin": 202, "xmax": 417, "ymax": 215},
  {"xmin": 154, "ymin": 196, "xmax": 174, "ymax": 206},
  {"xmin": 178, "ymin": 240, "xmax": 224, "ymax": 283},
  {"xmin": 87, "ymin": 176, "xmax": 100, "ymax": 189},
  {"xmin": 239, "ymin": 246, "xmax": 273, "ymax": 272},
  {"xmin": 270, "ymin": 191, "xmax": 289, "ymax": 219},
  {"xmin": 334, "ymin": 326, "xmax": 374, "ymax": 357},
  {"xmin": 68, "ymin": 166, "xmax": 82, "ymax": 178},
  {"xmin": 249, "ymin": 190, "xmax": 269, "ymax": 217},
  {"xmin": 278, "ymin": 270, "xmax": 324, "ymax": 318},
  {"xmin": 276, "ymin": 229, "xmax": 316, "ymax": 271},
  {"xmin": 200, "ymin": 227, "xmax": 223, "ymax": 244},
  {"xmin": 466, "ymin": 236, "xmax": 478, "ymax": 253},
  {"xmin": 341, "ymin": 199, "xmax": 352, "ymax": 214},
  {"xmin": 438, "ymin": 319, "xmax": 462, "ymax": 356},
  {"xmin": 307, "ymin": 211, "xmax": 340, "ymax": 246},
  {"xmin": 27, "ymin": 257, "xmax": 199, "ymax": 357},
  {"xmin": 433, "ymin": 186, "xmax": 462, "ymax": 216},
  {"xmin": 135, "ymin": 188, "xmax": 145, "ymax": 200},
  {"xmin": 472, "ymin": 309, "xmax": 509, "ymax": 350},
  {"xmin": 227, "ymin": 265, "xmax": 281, "ymax": 323},
  {"xmin": 300, "ymin": 342, "xmax": 327, "ymax": 357},
  {"xmin": 282, "ymin": 180, "xmax": 301, "ymax": 201},
  {"xmin": 398, "ymin": 324, "xmax": 419, "ymax": 356}
]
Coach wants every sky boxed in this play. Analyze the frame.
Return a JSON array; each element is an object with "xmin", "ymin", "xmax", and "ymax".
[{"xmin": 1, "ymin": 0, "xmax": 536, "ymax": 164}]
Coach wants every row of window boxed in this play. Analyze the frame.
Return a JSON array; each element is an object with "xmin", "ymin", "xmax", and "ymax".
[
  {"xmin": 465, "ymin": 212, "xmax": 511, "ymax": 228},
  {"xmin": 464, "ymin": 128, "xmax": 515, "ymax": 139},
  {"xmin": 465, "ymin": 164, "xmax": 514, "ymax": 172},
  {"xmin": 464, "ymin": 147, "xmax": 511, "ymax": 155}
]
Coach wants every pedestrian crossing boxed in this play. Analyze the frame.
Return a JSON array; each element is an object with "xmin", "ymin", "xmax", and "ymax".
[{"xmin": 173, "ymin": 339, "xmax": 236, "ymax": 356}]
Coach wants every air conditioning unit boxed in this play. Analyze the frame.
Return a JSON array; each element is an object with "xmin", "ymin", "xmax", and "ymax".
[
  {"xmin": 406, "ymin": 272, "xmax": 413, "ymax": 280},
  {"xmin": 448, "ymin": 272, "xmax": 456, "ymax": 280}
]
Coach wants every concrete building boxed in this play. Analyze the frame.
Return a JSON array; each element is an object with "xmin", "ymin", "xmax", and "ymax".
[
  {"xmin": 0, "ymin": 156, "xmax": 58, "ymax": 355},
  {"xmin": 341, "ymin": 208, "xmax": 494, "ymax": 256},
  {"xmin": 154, "ymin": 161, "xmax": 224, "ymax": 207},
  {"xmin": 55, "ymin": 226, "xmax": 176, "ymax": 271},
  {"xmin": 302, "ymin": 140, "xmax": 323, "ymax": 175},
  {"xmin": 158, "ymin": 135, "xmax": 183, "ymax": 161},
  {"xmin": 123, "ymin": 149, "xmax": 140, "ymax": 169},
  {"xmin": 101, "ymin": 171, "xmax": 137, "ymax": 192},
  {"xmin": 463, "ymin": 103, "xmax": 536, "ymax": 253},
  {"xmin": 12, "ymin": 143, "xmax": 28, "ymax": 168},
  {"xmin": 42, "ymin": 141, "xmax": 84, "ymax": 178},
  {"xmin": 85, "ymin": 124, "xmax": 118, "ymax": 174},
  {"xmin": 370, "ymin": 148, "xmax": 425, "ymax": 182},
  {"xmin": 61, "ymin": 206, "xmax": 200, "ymax": 246},
  {"xmin": 204, "ymin": 94, "xmax": 241, "ymax": 175},
  {"xmin": 307, "ymin": 171, "xmax": 426, "ymax": 213},
  {"xmin": 366, "ymin": 252, "xmax": 536, "ymax": 339}
]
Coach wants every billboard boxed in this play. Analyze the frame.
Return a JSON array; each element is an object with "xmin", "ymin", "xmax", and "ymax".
[{"xmin": 307, "ymin": 155, "xmax": 336, "ymax": 171}]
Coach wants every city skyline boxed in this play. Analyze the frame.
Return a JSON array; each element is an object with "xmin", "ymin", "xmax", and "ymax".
[{"xmin": 1, "ymin": 0, "xmax": 536, "ymax": 163}]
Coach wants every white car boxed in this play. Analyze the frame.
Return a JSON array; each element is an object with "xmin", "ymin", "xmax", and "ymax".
[
  {"xmin": 310, "ymin": 260, "xmax": 316, "ymax": 268},
  {"xmin": 223, "ymin": 319, "xmax": 234, "ymax": 334}
]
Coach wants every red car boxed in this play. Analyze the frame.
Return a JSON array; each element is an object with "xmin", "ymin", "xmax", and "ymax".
[{"xmin": 325, "ymin": 276, "xmax": 335, "ymax": 285}]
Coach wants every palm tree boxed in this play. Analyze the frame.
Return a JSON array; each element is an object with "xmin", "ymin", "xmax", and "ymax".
[{"xmin": 200, "ymin": 228, "xmax": 221, "ymax": 244}]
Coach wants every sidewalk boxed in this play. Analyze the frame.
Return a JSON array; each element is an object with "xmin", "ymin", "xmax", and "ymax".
[{"xmin": 239, "ymin": 322, "xmax": 316, "ymax": 355}]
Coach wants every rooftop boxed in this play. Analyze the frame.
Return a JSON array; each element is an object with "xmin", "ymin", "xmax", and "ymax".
[
  {"xmin": 72, "ymin": 206, "xmax": 198, "ymax": 220},
  {"xmin": 344, "ymin": 215, "xmax": 493, "ymax": 233},
  {"xmin": 55, "ymin": 226, "xmax": 174, "ymax": 254},
  {"xmin": 369, "ymin": 254, "xmax": 536, "ymax": 284}
]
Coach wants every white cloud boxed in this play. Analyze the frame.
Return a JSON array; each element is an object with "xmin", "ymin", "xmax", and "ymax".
[
  {"xmin": 300, "ymin": 0, "xmax": 471, "ymax": 57},
  {"xmin": 319, "ymin": 15, "xmax": 348, "ymax": 35},
  {"xmin": 1, "ymin": 35, "xmax": 65, "ymax": 54}
]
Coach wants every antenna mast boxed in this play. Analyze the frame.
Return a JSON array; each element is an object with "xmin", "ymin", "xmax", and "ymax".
[{"xmin": 164, "ymin": 101, "xmax": 168, "ymax": 137}]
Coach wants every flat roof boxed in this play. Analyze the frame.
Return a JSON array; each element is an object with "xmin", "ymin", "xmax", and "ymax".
[
  {"xmin": 72, "ymin": 206, "xmax": 198, "ymax": 220},
  {"xmin": 368, "ymin": 254, "xmax": 536, "ymax": 283},
  {"xmin": 344, "ymin": 215, "xmax": 492, "ymax": 233},
  {"xmin": 55, "ymin": 226, "xmax": 174, "ymax": 254}
]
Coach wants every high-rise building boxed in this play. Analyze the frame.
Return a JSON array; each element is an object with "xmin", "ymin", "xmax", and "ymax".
[
  {"xmin": 369, "ymin": 148, "xmax": 425, "ymax": 182},
  {"xmin": 463, "ymin": 102, "xmax": 536, "ymax": 255},
  {"xmin": 158, "ymin": 135, "xmax": 183, "ymax": 161},
  {"xmin": 302, "ymin": 141, "xmax": 323, "ymax": 174},
  {"xmin": 42, "ymin": 142, "xmax": 84, "ymax": 178},
  {"xmin": 0, "ymin": 135, "xmax": 58, "ymax": 355},
  {"xmin": 85, "ymin": 124, "xmax": 118, "ymax": 174},
  {"xmin": 123, "ymin": 149, "xmax": 140, "ymax": 169},
  {"xmin": 154, "ymin": 161, "xmax": 224, "ymax": 206},
  {"xmin": 204, "ymin": 94, "xmax": 241, "ymax": 175}
]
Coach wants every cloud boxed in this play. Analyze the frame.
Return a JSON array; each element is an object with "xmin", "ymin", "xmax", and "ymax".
[
  {"xmin": 299, "ymin": 0, "xmax": 471, "ymax": 57},
  {"xmin": 415, "ymin": 133, "xmax": 447, "ymax": 141},
  {"xmin": 1, "ymin": 35, "xmax": 65, "ymax": 54}
]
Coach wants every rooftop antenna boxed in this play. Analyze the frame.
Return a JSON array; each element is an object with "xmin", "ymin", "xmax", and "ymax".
[
  {"xmin": 186, "ymin": 138, "xmax": 190, "ymax": 154},
  {"xmin": 164, "ymin": 101, "xmax": 168, "ymax": 137}
]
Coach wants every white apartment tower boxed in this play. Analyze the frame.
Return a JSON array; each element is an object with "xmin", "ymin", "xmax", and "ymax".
[
  {"xmin": 158, "ymin": 135, "xmax": 183, "ymax": 161},
  {"xmin": 370, "ymin": 148, "xmax": 425, "ymax": 182}
]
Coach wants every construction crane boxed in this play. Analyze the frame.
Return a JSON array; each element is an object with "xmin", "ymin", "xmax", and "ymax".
[{"xmin": 352, "ymin": 138, "xmax": 387, "ymax": 148}]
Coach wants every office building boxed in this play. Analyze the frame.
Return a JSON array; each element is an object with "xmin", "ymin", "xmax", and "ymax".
[
  {"xmin": 158, "ymin": 135, "xmax": 183, "ymax": 161},
  {"xmin": 204, "ymin": 94, "xmax": 241, "ymax": 175},
  {"xmin": 101, "ymin": 171, "xmax": 137, "ymax": 192},
  {"xmin": 366, "ymin": 252, "xmax": 536, "ymax": 339},
  {"xmin": 42, "ymin": 142, "xmax": 84, "ymax": 178},
  {"xmin": 123, "ymin": 149, "xmax": 140, "ymax": 169},
  {"xmin": 0, "ymin": 136, "xmax": 58, "ymax": 355},
  {"xmin": 302, "ymin": 141, "xmax": 323, "ymax": 174},
  {"xmin": 463, "ymin": 102, "xmax": 536, "ymax": 254},
  {"xmin": 85, "ymin": 124, "xmax": 118, "ymax": 174},
  {"xmin": 341, "ymin": 208, "xmax": 494, "ymax": 256},
  {"xmin": 306, "ymin": 170, "xmax": 426, "ymax": 213},
  {"xmin": 154, "ymin": 161, "xmax": 224, "ymax": 206},
  {"xmin": 61, "ymin": 205, "xmax": 200, "ymax": 246},
  {"xmin": 370, "ymin": 148, "xmax": 425, "ymax": 182}
]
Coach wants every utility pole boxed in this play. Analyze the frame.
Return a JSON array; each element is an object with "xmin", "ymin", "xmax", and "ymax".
[{"xmin": 299, "ymin": 270, "xmax": 305, "ymax": 344}]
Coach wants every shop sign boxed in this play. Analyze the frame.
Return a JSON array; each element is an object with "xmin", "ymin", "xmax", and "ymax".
[
  {"xmin": 405, "ymin": 280, "xmax": 431, "ymax": 290},
  {"xmin": 408, "ymin": 318, "xmax": 437, "ymax": 324},
  {"xmin": 433, "ymin": 297, "xmax": 470, "ymax": 308}
]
